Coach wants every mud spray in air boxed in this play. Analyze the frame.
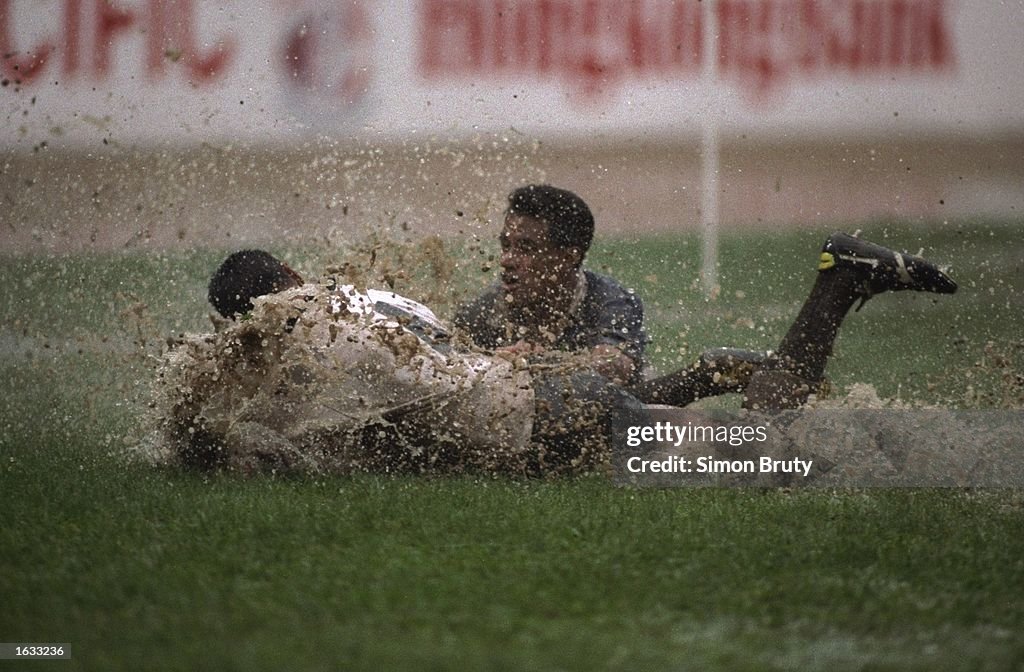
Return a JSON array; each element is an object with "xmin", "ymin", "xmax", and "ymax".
[{"xmin": 2, "ymin": 137, "xmax": 1021, "ymax": 477}]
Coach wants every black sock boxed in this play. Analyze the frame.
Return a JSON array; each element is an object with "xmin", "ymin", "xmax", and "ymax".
[{"xmin": 772, "ymin": 267, "xmax": 861, "ymax": 382}]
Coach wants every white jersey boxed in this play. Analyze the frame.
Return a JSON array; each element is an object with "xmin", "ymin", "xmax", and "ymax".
[
  {"xmin": 326, "ymin": 283, "xmax": 448, "ymax": 336},
  {"xmin": 150, "ymin": 282, "xmax": 536, "ymax": 474}
]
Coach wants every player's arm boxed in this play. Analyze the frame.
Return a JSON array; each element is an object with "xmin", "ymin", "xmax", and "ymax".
[
  {"xmin": 583, "ymin": 284, "xmax": 647, "ymax": 384},
  {"xmin": 491, "ymin": 340, "xmax": 635, "ymax": 385}
]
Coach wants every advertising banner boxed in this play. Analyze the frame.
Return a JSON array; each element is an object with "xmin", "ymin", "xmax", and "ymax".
[{"xmin": 2, "ymin": 0, "xmax": 1023, "ymax": 150}]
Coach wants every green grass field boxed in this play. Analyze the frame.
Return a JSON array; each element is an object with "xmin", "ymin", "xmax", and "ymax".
[{"xmin": 1, "ymin": 222, "xmax": 1023, "ymax": 671}]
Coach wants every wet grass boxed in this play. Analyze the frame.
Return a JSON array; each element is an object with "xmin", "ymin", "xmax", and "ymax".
[
  {"xmin": 1, "ymin": 220, "xmax": 1023, "ymax": 670},
  {"xmin": 2, "ymin": 436, "xmax": 1023, "ymax": 671}
]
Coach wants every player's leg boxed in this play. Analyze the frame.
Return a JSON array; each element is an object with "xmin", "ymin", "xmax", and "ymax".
[{"xmin": 742, "ymin": 232, "xmax": 957, "ymax": 410}]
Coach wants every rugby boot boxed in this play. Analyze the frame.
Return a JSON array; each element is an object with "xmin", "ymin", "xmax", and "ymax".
[{"xmin": 819, "ymin": 232, "xmax": 957, "ymax": 310}]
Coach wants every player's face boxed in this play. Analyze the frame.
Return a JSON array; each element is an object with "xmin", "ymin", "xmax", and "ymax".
[{"xmin": 499, "ymin": 214, "xmax": 580, "ymax": 318}]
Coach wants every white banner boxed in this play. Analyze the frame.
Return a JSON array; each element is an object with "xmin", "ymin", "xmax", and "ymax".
[{"xmin": 2, "ymin": 0, "xmax": 1022, "ymax": 149}]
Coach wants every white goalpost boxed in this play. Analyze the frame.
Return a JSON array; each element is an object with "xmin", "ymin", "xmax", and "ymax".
[
  {"xmin": 700, "ymin": 0, "xmax": 724, "ymax": 299},
  {"xmin": 700, "ymin": 0, "xmax": 721, "ymax": 299}
]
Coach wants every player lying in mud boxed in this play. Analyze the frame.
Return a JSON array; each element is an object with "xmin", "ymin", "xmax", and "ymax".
[{"xmin": 149, "ymin": 186, "xmax": 956, "ymax": 476}]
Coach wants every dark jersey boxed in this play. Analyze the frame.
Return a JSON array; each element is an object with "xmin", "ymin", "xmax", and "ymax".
[{"xmin": 453, "ymin": 270, "xmax": 647, "ymax": 382}]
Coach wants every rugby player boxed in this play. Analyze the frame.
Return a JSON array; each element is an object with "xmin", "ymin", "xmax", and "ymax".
[
  {"xmin": 456, "ymin": 185, "xmax": 957, "ymax": 411},
  {"xmin": 155, "ymin": 189, "xmax": 955, "ymax": 476}
]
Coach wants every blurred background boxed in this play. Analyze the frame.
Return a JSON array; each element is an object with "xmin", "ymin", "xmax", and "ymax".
[{"xmin": 2, "ymin": 0, "xmax": 1022, "ymax": 252}]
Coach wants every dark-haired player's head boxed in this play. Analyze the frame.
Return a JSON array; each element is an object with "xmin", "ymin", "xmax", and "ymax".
[
  {"xmin": 500, "ymin": 185, "xmax": 595, "ymax": 324},
  {"xmin": 506, "ymin": 184, "xmax": 595, "ymax": 255},
  {"xmin": 207, "ymin": 249, "xmax": 304, "ymax": 319}
]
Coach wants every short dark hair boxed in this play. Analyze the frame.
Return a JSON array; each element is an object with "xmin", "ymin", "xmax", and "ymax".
[
  {"xmin": 207, "ymin": 249, "xmax": 303, "ymax": 319},
  {"xmin": 507, "ymin": 184, "xmax": 594, "ymax": 255}
]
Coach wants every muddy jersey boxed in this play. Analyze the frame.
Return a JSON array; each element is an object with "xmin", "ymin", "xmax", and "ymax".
[{"xmin": 151, "ymin": 283, "xmax": 536, "ymax": 474}]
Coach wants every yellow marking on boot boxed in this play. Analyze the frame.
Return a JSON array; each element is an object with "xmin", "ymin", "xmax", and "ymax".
[{"xmin": 818, "ymin": 252, "xmax": 835, "ymax": 270}]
